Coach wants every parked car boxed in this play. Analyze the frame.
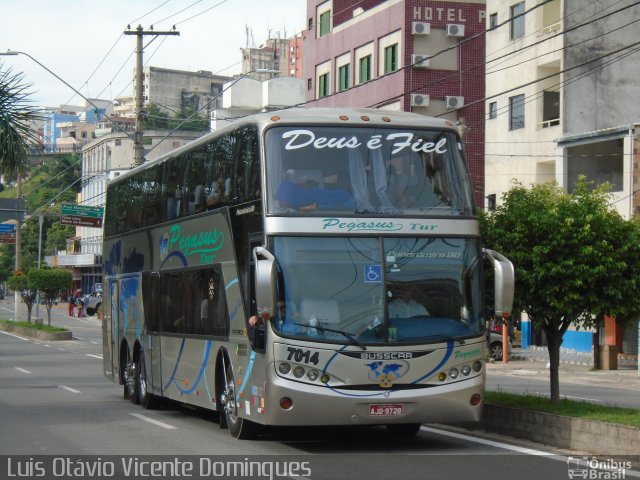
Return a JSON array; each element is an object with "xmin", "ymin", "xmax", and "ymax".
[
  {"xmin": 85, "ymin": 289, "xmax": 102, "ymax": 316},
  {"xmin": 489, "ymin": 331, "xmax": 512, "ymax": 361}
]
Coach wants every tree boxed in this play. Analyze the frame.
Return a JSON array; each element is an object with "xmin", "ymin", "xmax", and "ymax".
[
  {"xmin": 143, "ymin": 103, "xmax": 170, "ymax": 129},
  {"xmin": 0, "ymin": 64, "xmax": 41, "ymax": 176},
  {"xmin": 28, "ymin": 267, "xmax": 73, "ymax": 326},
  {"xmin": 0, "ymin": 63, "xmax": 43, "ymax": 322},
  {"xmin": 7, "ymin": 272, "xmax": 36, "ymax": 323},
  {"xmin": 481, "ymin": 178, "xmax": 640, "ymax": 403}
]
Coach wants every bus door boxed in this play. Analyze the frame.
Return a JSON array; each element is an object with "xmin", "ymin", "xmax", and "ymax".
[
  {"xmin": 102, "ymin": 279, "xmax": 119, "ymax": 381},
  {"xmin": 248, "ymin": 235, "xmax": 266, "ymax": 352}
]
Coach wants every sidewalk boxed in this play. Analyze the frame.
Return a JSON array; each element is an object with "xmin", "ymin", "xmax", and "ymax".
[{"xmin": 487, "ymin": 346, "xmax": 640, "ymax": 389}]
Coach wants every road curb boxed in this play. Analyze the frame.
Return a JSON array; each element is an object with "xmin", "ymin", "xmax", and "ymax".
[
  {"xmin": 0, "ymin": 322, "xmax": 72, "ymax": 341},
  {"xmin": 460, "ymin": 404, "xmax": 640, "ymax": 459}
]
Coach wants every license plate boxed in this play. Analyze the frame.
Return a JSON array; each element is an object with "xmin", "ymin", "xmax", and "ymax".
[{"xmin": 368, "ymin": 404, "xmax": 403, "ymax": 416}]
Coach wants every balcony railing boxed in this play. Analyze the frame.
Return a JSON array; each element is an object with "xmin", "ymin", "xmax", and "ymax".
[
  {"xmin": 540, "ymin": 21, "xmax": 561, "ymax": 35},
  {"xmin": 538, "ymin": 118, "xmax": 560, "ymax": 129}
]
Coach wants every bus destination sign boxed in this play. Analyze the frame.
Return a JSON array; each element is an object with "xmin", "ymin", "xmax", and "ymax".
[{"xmin": 60, "ymin": 203, "xmax": 104, "ymax": 228}]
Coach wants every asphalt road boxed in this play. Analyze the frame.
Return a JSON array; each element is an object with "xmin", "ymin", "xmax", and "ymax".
[{"xmin": 1, "ymin": 300, "xmax": 639, "ymax": 480}]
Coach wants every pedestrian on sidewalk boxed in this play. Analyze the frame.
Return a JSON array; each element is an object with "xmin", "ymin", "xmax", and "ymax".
[
  {"xmin": 75, "ymin": 289, "xmax": 85, "ymax": 317},
  {"xmin": 68, "ymin": 292, "xmax": 75, "ymax": 317}
]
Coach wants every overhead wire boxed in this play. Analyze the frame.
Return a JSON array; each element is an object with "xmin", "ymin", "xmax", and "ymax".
[{"xmin": 31, "ymin": 0, "xmax": 640, "ymax": 209}]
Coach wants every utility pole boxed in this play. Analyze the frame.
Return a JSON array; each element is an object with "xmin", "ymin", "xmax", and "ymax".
[{"xmin": 124, "ymin": 25, "xmax": 180, "ymax": 166}]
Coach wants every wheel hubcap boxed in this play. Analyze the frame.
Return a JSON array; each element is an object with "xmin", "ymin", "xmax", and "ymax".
[{"xmin": 125, "ymin": 362, "xmax": 136, "ymax": 393}]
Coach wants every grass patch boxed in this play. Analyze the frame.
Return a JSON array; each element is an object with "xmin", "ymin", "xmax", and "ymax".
[
  {"xmin": 0, "ymin": 319, "xmax": 68, "ymax": 333},
  {"xmin": 485, "ymin": 390, "xmax": 640, "ymax": 428}
]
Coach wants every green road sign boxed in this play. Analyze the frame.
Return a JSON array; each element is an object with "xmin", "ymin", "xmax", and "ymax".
[
  {"xmin": 60, "ymin": 203, "xmax": 104, "ymax": 228},
  {"xmin": 61, "ymin": 203, "xmax": 104, "ymax": 218}
]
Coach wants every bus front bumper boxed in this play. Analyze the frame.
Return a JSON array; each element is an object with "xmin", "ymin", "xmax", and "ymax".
[{"xmin": 258, "ymin": 368, "xmax": 485, "ymax": 427}]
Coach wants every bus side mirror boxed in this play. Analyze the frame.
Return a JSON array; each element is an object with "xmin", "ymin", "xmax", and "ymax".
[
  {"xmin": 252, "ymin": 246, "xmax": 276, "ymax": 321},
  {"xmin": 483, "ymin": 248, "xmax": 515, "ymax": 317}
]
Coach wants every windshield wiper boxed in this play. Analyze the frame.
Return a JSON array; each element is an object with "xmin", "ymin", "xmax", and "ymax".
[
  {"xmin": 294, "ymin": 323, "xmax": 367, "ymax": 350},
  {"xmin": 420, "ymin": 334, "xmax": 466, "ymax": 345}
]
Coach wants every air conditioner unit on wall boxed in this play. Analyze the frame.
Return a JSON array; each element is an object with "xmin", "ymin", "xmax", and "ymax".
[
  {"xmin": 445, "ymin": 96, "xmax": 464, "ymax": 109},
  {"xmin": 447, "ymin": 24, "xmax": 465, "ymax": 37},
  {"xmin": 411, "ymin": 54, "xmax": 431, "ymax": 68},
  {"xmin": 411, "ymin": 94, "xmax": 430, "ymax": 107},
  {"xmin": 412, "ymin": 21, "xmax": 431, "ymax": 35}
]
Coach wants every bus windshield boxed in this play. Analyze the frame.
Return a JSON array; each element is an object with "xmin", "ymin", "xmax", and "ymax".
[
  {"xmin": 271, "ymin": 236, "xmax": 484, "ymax": 345},
  {"xmin": 265, "ymin": 126, "xmax": 474, "ymax": 216}
]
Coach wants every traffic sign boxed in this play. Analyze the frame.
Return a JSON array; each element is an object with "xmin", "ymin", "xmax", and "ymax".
[
  {"xmin": 60, "ymin": 203, "xmax": 104, "ymax": 228},
  {"xmin": 61, "ymin": 203, "xmax": 103, "ymax": 218},
  {"xmin": 0, "ymin": 224, "xmax": 16, "ymax": 233}
]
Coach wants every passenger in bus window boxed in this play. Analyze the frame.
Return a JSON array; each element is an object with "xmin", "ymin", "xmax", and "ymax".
[
  {"xmin": 207, "ymin": 177, "xmax": 227, "ymax": 207},
  {"xmin": 388, "ymin": 286, "xmax": 430, "ymax": 318},
  {"xmin": 276, "ymin": 176, "xmax": 355, "ymax": 212},
  {"xmin": 193, "ymin": 184, "xmax": 206, "ymax": 213}
]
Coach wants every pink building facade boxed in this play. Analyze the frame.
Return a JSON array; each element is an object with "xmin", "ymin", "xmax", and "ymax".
[{"xmin": 303, "ymin": 0, "xmax": 487, "ymax": 206}]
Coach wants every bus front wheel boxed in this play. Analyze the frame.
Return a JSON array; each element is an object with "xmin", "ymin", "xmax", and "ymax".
[{"xmin": 219, "ymin": 357, "xmax": 259, "ymax": 439}]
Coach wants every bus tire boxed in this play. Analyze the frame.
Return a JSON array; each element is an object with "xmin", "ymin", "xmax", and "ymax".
[
  {"xmin": 121, "ymin": 345, "xmax": 136, "ymax": 401},
  {"xmin": 220, "ymin": 357, "xmax": 260, "ymax": 440},
  {"xmin": 386, "ymin": 423, "xmax": 422, "ymax": 436},
  {"xmin": 136, "ymin": 350, "xmax": 159, "ymax": 409}
]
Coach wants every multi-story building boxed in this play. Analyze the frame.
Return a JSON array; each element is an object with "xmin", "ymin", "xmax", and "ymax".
[
  {"xmin": 241, "ymin": 37, "xmax": 291, "ymax": 81},
  {"xmin": 303, "ymin": 0, "xmax": 488, "ymax": 205},
  {"xmin": 39, "ymin": 100, "xmax": 112, "ymax": 153},
  {"xmin": 484, "ymin": 0, "xmax": 640, "ymax": 358},
  {"xmin": 288, "ymin": 34, "xmax": 304, "ymax": 79},
  {"xmin": 144, "ymin": 66, "xmax": 232, "ymax": 119}
]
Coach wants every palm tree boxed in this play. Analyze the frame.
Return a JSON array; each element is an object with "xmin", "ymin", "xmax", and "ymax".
[
  {"xmin": 0, "ymin": 64, "xmax": 41, "ymax": 174},
  {"xmin": 0, "ymin": 63, "xmax": 43, "ymax": 320}
]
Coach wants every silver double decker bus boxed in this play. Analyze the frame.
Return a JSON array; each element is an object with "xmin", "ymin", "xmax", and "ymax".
[{"xmin": 102, "ymin": 108, "xmax": 513, "ymax": 439}]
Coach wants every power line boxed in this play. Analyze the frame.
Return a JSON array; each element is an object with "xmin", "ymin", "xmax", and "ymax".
[
  {"xmin": 367, "ymin": 0, "xmax": 640, "ymax": 109},
  {"xmin": 128, "ymin": 0, "xmax": 173, "ymax": 26}
]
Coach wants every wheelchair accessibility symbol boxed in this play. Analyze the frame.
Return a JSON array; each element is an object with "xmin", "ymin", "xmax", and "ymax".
[{"xmin": 364, "ymin": 265, "xmax": 382, "ymax": 283}]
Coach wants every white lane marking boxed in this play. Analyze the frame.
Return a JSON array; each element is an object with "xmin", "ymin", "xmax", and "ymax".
[
  {"xmin": 422, "ymin": 426, "xmax": 640, "ymax": 478},
  {"xmin": 14, "ymin": 367, "xmax": 32, "ymax": 374},
  {"xmin": 59, "ymin": 385, "xmax": 81, "ymax": 394},
  {"xmin": 85, "ymin": 354, "xmax": 103, "ymax": 359},
  {"xmin": 422, "ymin": 426, "xmax": 552, "ymax": 455},
  {"xmin": 130, "ymin": 413, "xmax": 177, "ymax": 430},
  {"xmin": 1, "ymin": 331, "xmax": 29, "ymax": 341}
]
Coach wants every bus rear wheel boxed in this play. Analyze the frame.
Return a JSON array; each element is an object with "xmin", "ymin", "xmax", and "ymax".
[
  {"xmin": 122, "ymin": 346, "xmax": 137, "ymax": 402},
  {"xmin": 219, "ymin": 358, "xmax": 259, "ymax": 439},
  {"xmin": 386, "ymin": 423, "xmax": 422, "ymax": 436},
  {"xmin": 136, "ymin": 350, "xmax": 160, "ymax": 409}
]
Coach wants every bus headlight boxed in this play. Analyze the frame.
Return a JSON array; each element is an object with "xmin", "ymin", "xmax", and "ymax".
[
  {"xmin": 448, "ymin": 368, "xmax": 459, "ymax": 380},
  {"xmin": 278, "ymin": 363, "xmax": 291, "ymax": 375},
  {"xmin": 307, "ymin": 369, "xmax": 319, "ymax": 381},
  {"xmin": 293, "ymin": 366, "xmax": 305, "ymax": 378},
  {"xmin": 461, "ymin": 365, "xmax": 471, "ymax": 376},
  {"xmin": 472, "ymin": 360, "xmax": 482, "ymax": 372}
]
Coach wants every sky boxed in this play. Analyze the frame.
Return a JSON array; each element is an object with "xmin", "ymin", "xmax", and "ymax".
[{"xmin": 0, "ymin": 0, "xmax": 307, "ymax": 108}]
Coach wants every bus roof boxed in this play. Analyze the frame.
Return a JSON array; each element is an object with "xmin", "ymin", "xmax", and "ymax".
[{"xmin": 110, "ymin": 107, "xmax": 459, "ymax": 185}]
